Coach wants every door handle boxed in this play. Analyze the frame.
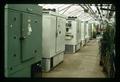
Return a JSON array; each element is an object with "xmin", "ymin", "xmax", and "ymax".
[
  {"xmin": 20, "ymin": 36, "xmax": 26, "ymax": 40},
  {"xmin": 56, "ymin": 32, "xmax": 58, "ymax": 37}
]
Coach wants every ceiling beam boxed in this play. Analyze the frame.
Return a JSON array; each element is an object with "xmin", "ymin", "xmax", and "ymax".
[
  {"xmin": 78, "ymin": 4, "xmax": 95, "ymax": 19},
  {"xmin": 100, "ymin": 8, "xmax": 115, "ymax": 11},
  {"xmin": 95, "ymin": 4, "xmax": 103, "ymax": 21},
  {"xmin": 59, "ymin": 4, "xmax": 74, "ymax": 12},
  {"xmin": 80, "ymin": 0, "xmax": 97, "ymax": 20},
  {"xmin": 79, "ymin": 4, "xmax": 88, "ymax": 11},
  {"xmin": 62, "ymin": 5, "xmax": 73, "ymax": 14},
  {"xmin": 87, "ymin": 4, "xmax": 97, "ymax": 18},
  {"xmin": 108, "ymin": 4, "xmax": 115, "ymax": 19},
  {"xmin": 106, "ymin": 4, "xmax": 110, "ymax": 18}
]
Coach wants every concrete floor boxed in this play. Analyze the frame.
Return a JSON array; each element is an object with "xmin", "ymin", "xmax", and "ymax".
[{"xmin": 42, "ymin": 39, "xmax": 106, "ymax": 78}]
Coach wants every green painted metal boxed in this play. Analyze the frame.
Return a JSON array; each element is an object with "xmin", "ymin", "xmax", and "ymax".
[
  {"xmin": 9, "ymin": 66, "xmax": 31, "ymax": 77},
  {"xmin": 4, "ymin": 4, "xmax": 42, "ymax": 77}
]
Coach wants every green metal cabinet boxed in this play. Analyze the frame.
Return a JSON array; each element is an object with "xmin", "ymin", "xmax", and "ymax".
[
  {"xmin": 4, "ymin": 4, "xmax": 42, "ymax": 77},
  {"xmin": 6, "ymin": 9, "xmax": 21, "ymax": 68},
  {"xmin": 21, "ymin": 12, "xmax": 42, "ymax": 62}
]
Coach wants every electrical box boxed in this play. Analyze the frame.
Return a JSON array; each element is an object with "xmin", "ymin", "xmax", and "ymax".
[
  {"xmin": 65, "ymin": 17, "xmax": 81, "ymax": 53},
  {"xmin": 4, "ymin": 4, "xmax": 42, "ymax": 77},
  {"xmin": 42, "ymin": 10, "xmax": 66, "ymax": 72}
]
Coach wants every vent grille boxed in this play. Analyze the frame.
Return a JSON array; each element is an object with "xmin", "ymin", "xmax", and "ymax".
[{"xmin": 65, "ymin": 45, "xmax": 74, "ymax": 53}]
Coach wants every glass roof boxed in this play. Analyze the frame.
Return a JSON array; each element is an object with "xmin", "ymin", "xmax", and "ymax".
[{"xmin": 38, "ymin": 4, "xmax": 115, "ymax": 22}]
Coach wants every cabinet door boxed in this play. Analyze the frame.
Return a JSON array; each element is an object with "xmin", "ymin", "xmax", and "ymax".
[
  {"xmin": 86, "ymin": 23, "xmax": 89, "ymax": 37},
  {"xmin": 81, "ymin": 22, "xmax": 85, "ymax": 40},
  {"xmin": 56, "ymin": 17, "xmax": 65, "ymax": 53},
  {"xmin": 88, "ymin": 23, "xmax": 92, "ymax": 38},
  {"xmin": 76, "ymin": 21, "xmax": 80, "ymax": 43},
  {"xmin": 84, "ymin": 23, "xmax": 87, "ymax": 38},
  {"xmin": 5, "ymin": 10, "xmax": 21, "ymax": 74},
  {"xmin": 79, "ymin": 21, "xmax": 81, "ymax": 41},
  {"xmin": 21, "ymin": 13, "xmax": 42, "ymax": 61}
]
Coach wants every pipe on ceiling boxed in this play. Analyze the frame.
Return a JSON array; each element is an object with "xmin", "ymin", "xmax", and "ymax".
[
  {"xmin": 108, "ymin": 4, "xmax": 115, "ymax": 19},
  {"xmin": 95, "ymin": 4, "xmax": 103, "ymax": 21},
  {"xmin": 79, "ymin": 4, "xmax": 96, "ymax": 20},
  {"xmin": 62, "ymin": 5, "xmax": 73, "ymax": 14}
]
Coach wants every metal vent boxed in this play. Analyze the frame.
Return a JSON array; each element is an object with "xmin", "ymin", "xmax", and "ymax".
[{"xmin": 65, "ymin": 45, "xmax": 74, "ymax": 53}]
